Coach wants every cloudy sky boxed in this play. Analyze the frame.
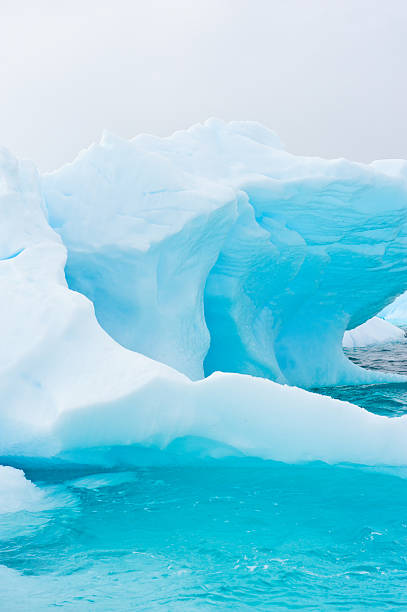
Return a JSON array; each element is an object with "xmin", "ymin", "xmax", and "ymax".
[{"xmin": 1, "ymin": 0, "xmax": 406, "ymax": 170}]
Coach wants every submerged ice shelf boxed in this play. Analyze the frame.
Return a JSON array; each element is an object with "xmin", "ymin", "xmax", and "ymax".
[{"xmin": 2, "ymin": 120, "xmax": 407, "ymax": 468}]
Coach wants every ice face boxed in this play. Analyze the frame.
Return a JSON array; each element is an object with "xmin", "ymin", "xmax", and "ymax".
[
  {"xmin": 43, "ymin": 119, "xmax": 407, "ymax": 387},
  {"xmin": 380, "ymin": 291, "xmax": 407, "ymax": 325}
]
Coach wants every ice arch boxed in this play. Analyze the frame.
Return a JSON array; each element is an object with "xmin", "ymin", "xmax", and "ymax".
[
  {"xmin": 42, "ymin": 119, "xmax": 407, "ymax": 387},
  {"xmin": 4, "ymin": 145, "xmax": 407, "ymax": 469}
]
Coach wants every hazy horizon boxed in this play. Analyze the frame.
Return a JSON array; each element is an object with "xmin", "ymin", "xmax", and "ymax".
[{"xmin": 1, "ymin": 0, "xmax": 407, "ymax": 171}]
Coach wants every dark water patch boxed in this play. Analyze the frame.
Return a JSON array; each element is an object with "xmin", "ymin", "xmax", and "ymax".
[
  {"xmin": 314, "ymin": 382, "xmax": 407, "ymax": 417},
  {"xmin": 344, "ymin": 336, "xmax": 407, "ymax": 376},
  {"xmin": 315, "ymin": 336, "xmax": 407, "ymax": 417}
]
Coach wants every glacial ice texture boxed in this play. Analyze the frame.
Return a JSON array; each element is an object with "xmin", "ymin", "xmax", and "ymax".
[
  {"xmin": 2, "ymin": 122, "xmax": 407, "ymax": 467},
  {"xmin": 380, "ymin": 291, "xmax": 407, "ymax": 325},
  {"xmin": 43, "ymin": 119, "xmax": 407, "ymax": 388}
]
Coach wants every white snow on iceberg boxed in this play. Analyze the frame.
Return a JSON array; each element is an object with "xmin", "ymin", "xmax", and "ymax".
[
  {"xmin": 0, "ymin": 466, "xmax": 44, "ymax": 514},
  {"xmin": 343, "ymin": 317, "xmax": 405, "ymax": 348}
]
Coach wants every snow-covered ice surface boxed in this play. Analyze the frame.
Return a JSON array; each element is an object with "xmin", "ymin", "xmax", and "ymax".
[{"xmin": 343, "ymin": 317, "xmax": 405, "ymax": 348}]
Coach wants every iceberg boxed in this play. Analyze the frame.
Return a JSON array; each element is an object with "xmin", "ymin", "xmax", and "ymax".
[
  {"xmin": 42, "ymin": 119, "xmax": 407, "ymax": 388},
  {"xmin": 4, "ymin": 120, "xmax": 407, "ymax": 612},
  {"xmin": 0, "ymin": 122, "xmax": 407, "ymax": 465},
  {"xmin": 343, "ymin": 317, "xmax": 405, "ymax": 348},
  {"xmin": 0, "ymin": 466, "xmax": 44, "ymax": 514}
]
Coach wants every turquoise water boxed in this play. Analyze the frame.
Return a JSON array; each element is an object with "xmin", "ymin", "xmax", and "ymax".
[{"xmin": 2, "ymin": 344, "xmax": 407, "ymax": 610}]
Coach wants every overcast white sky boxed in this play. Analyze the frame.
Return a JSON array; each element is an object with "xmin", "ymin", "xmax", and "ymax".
[{"xmin": 1, "ymin": 0, "xmax": 406, "ymax": 170}]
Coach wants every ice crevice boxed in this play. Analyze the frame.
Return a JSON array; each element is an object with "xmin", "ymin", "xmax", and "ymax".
[{"xmin": 0, "ymin": 248, "xmax": 25, "ymax": 261}]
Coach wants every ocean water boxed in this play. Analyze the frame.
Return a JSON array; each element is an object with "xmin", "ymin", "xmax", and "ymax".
[
  {"xmin": 317, "ymin": 339, "xmax": 407, "ymax": 416},
  {"xmin": 2, "ymin": 343, "xmax": 407, "ymax": 610}
]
